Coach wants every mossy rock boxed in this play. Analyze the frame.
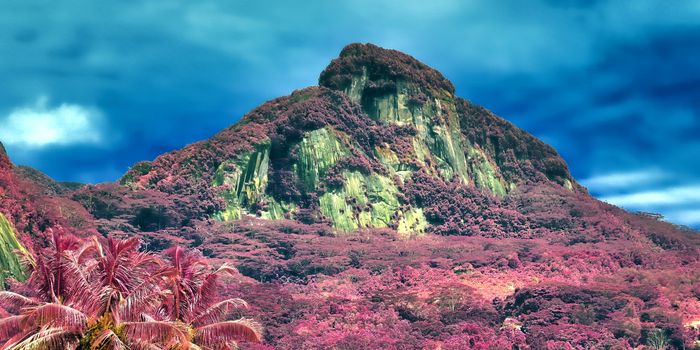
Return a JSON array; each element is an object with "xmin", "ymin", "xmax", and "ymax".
[
  {"xmin": 261, "ymin": 199, "xmax": 296, "ymax": 220},
  {"xmin": 467, "ymin": 145, "xmax": 507, "ymax": 197},
  {"xmin": 295, "ymin": 127, "xmax": 349, "ymax": 190},
  {"xmin": 213, "ymin": 141, "xmax": 275, "ymax": 221},
  {"xmin": 350, "ymin": 76, "xmax": 471, "ymax": 185},
  {"xmin": 319, "ymin": 191, "xmax": 358, "ymax": 232},
  {"xmin": 318, "ymin": 170, "xmax": 426, "ymax": 235},
  {"xmin": 397, "ymin": 208, "xmax": 428, "ymax": 236}
]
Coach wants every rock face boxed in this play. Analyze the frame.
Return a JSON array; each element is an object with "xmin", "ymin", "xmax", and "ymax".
[
  {"xmin": 121, "ymin": 43, "xmax": 578, "ymax": 234},
  {"xmin": 320, "ymin": 44, "xmax": 575, "ymax": 192}
]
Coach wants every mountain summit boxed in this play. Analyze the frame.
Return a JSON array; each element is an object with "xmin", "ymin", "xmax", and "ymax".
[{"xmin": 120, "ymin": 43, "xmax": 579, "ymax": 235}]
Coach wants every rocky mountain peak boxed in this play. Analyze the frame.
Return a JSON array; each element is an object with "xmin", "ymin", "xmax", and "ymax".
[
  {"xmin": 321, "ymin": 43, "xmax": 511, "ymax": 191},
  {"xmin": 319, "ymin": 44, "xmax": 458, "ymax": 126},
  {"xmin": 119, "ymin": 43, "xmax": 578, "ymax": 234},
  {"xmin": 320, "ymin": 43, "xmax": 455, "ymax": 99}
]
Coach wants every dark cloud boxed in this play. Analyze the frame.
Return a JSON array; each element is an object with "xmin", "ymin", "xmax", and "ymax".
[{"xmin": 0, "ymin": 0, "xmax": 698, "ymax": 226}]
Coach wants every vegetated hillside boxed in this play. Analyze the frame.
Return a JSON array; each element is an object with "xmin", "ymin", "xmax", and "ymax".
[{"xmin": 0, "ymin": 44, "xmax": 699, "ymax": 349}]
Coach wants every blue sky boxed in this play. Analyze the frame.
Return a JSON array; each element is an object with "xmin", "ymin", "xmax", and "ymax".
[{"xmin": 1, "ymin": 1, "xmax": 699, "ymax": 227}]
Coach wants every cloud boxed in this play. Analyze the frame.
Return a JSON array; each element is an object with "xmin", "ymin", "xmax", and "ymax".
[
  {"xmin": 600, "ymin": 185, "xmax": 700, "ymax": 227},
  {"xmin": 584, "ymin": 169, "xmax": 700, "ymax": 228},
  {"xmin": 0, "ymin": 96, "xmax": 103, "ymax": 147},
  {"xmin": 665, "ymin": 209, "xmax": 700, "ymax": 226},
  {"xmin": 581, "ymin": 169, "xmax": 669, "ymax": 191},
  {"xmin": 600, "ymin": 185, "xmax": 700, "ymax": 208}
]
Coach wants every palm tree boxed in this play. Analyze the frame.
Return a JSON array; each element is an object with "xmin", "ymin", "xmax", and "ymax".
[
  {"xmin": 1, "ymin": 234, "xmax": 183, "ymax": 349},
  {"xmin": 0, "ymin": 229, "xmax": 89, "ymax": 349},
  {"xmin": 0, "ymin": 233, "xmax": 262, "ymax": 350},
  {"xmin": 72, "ymin": 236, "xmax": 196, "ymax": 349},
  {"xmin": 159, "ymin": 246, "xmax": 262, "ymax": 349}
]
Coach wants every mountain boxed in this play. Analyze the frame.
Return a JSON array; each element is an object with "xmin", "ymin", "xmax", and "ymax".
[
  {"xmin": 118, "ymin": 43, "xmax": 580, "ymax": 236},
  {"xmin": 1, "ymin": 44, "xmax": 698, "ymax": 349}
]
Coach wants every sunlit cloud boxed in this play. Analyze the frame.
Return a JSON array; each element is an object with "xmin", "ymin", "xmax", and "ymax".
[{"xmin": 0, "ymin": 96, "xmax": 103, "ymax": 148}]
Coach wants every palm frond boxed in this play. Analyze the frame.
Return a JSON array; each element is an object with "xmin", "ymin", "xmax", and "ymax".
[
  {"xmin": 2, "ymin": 325, "xmax": 80, "ymax": 350},
  {"xmin": 121, "ymin": 321, "xmax": 188, "ymax": 345},
  {"xmin": 90, "ymin": 329, "xmax": 127, "ymax": 350},
  {"xmin": 192, "ymin": 298, "xmax": 248, "ymax": 327},
  {"xmin": 212, "ymin": 264, "xmax": 239, "ymax": 279},
  {"xmin": 0, "ymin": 291, "xmax": 38, "ymax": 309},
  {"xmin": 61, "ymin": 253, "xmax": 98, "ymax": 309},
  {"xmin": 130, "ymin": 251, "xmax": 161, "ymax": 271},
  {"xmin": 140, "ymin": 312, "xmax": 158, "ymax": 321},
  {"xmin": 17, "ymin": 248, "xmax": 36, "ymax": 272},
  {"xmin": 184, "ymin": 343, "xmax": 203, "ymax": 350},
  {"xmin": 96, "ymin": 237, "xmax": 159, "ymax": 299},
  {"xmin": 194, "ymin": 319, "xmax": 262, "ymax": 347},
  {"xmin": 25, "ymin": 256, "xmax": 57, "ymax": 304},
  {"xmin": 119, "ymin": 284, "xmax": 166, "ymax": 321},
  {"xmin": 26, "ymin": 303, "xmax": 87, "ymax": 331},
  {"xmin": 73, "ymin": 237, "xmax": 99, "ymax": 264},
  {"xmin": 0, "ymin": 315, "xmax": 26, "ymax": 340},
  {"xmin": 193, "ymin": 265, "xmax": 239, "ymax": 318},
  {"xmin": 127, "ymin": 341, "xmax": 165, "ymax": 350},
  {"xmin": 1, "ymin": 332, "xmax": 30, "ymax": 350}
]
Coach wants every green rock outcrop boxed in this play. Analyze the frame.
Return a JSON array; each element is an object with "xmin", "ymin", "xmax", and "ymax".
[
  {"xmin": 466, "ymin": 146, "xmax": 507, "ymax": 196},
  {"xmin": 213, "ymin": 140, "xmax": 293, "ymax": 221},
  {"xmin": 397, "ymin": 208, "xmax": 429, "ymax": 235},
  {"xmin": 342, "ymin": 70, "xmax": 513, "ymax": 199},
  {"xmin": 0, "ymin": 213, "xmax": 29, "ymax": 288},
  {"xmin": 318, "ymin": 170, "xmax": 427, "ymax": 235},
  {"xmin": 347, "ymin": 77, "xmax": 473, "ymax": 187},
  {"xmin": 295, "ymin": 127, "xmax": 349, "ymax": 190},
  {"xmin": 317, "ymin": 43, "xmax": 549, "ymax": 200}
]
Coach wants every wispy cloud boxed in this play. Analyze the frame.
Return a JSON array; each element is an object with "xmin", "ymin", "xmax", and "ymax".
[
  {"xmin": 0, "ymin": 96, "xmax": 103, "ymax": 147},
  {"xmin": 583, "ymin": 169, "xmax": 700, "ymax": 227},
  {"xmin": 581, "ymin": 169, "xmax": 669, "ymax": 191},
  {"xmin": 600, "ymin": 185, "xmax": 700, "ymax": 208},
  {"xmin": 665, "ymin": 209, "xmax": 700, "ymax": 226}
]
